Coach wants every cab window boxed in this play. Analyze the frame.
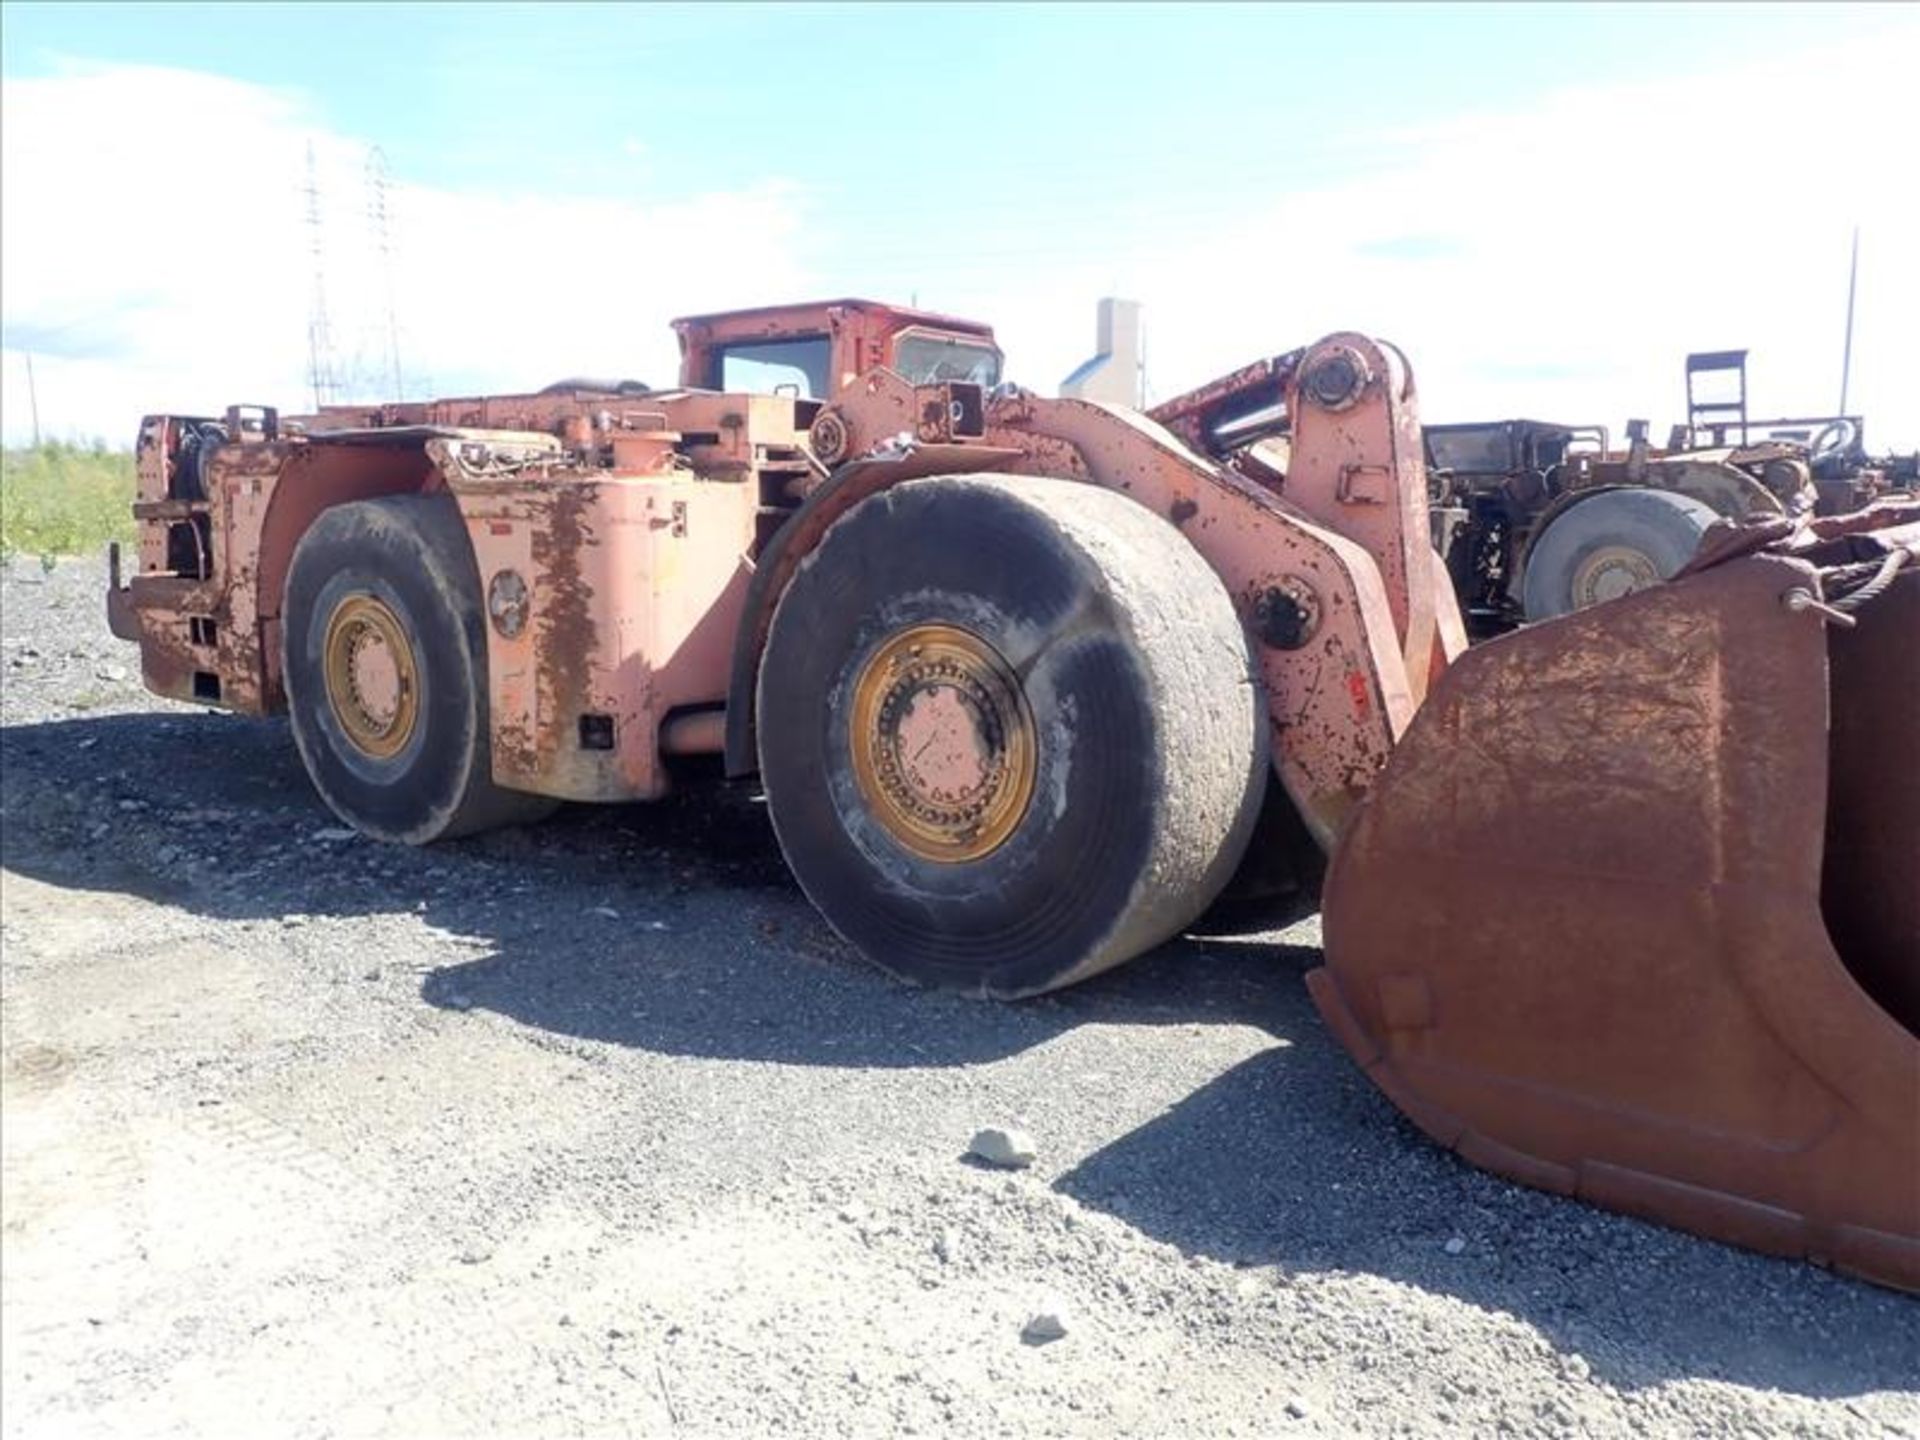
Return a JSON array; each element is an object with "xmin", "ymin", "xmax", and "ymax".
[
  {"xmin": 716, "ymin": 337, "xmax": 830, "ymax": 398},
  {"xmin": 1426, "ymin": 427, "xmax": 1518, "ymax": 476},
  {"xmin": 892, "ymin": 333, "xmax": 1001, "ymax": 387}
]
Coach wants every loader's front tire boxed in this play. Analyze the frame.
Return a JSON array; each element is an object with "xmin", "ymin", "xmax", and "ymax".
[
  {"xmin": 757, "ymin": 474, "xmax": 1265, "ymax": 999},
  {"xmin": 283, "ymin": 495, "xmax": 556, "ymax": 844}
]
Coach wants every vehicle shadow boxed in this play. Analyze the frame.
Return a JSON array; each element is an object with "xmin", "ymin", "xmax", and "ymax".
[
  {"xmin": 6, "ymin": 709, "xmax": 1914, "ymax": 1400},
  {"xmin": 0, "ymin": 710, "xmax": 1296, "ymax": 1070},
  {"xmin": 1056, "ymin": 956, "xmax": 1920, "ymax": 1400}
]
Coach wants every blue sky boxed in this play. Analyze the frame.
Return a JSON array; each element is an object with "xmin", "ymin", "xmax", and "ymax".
[{"xmin": 3, "ymin": 2, "xmax": 1915, "ymax": 445}]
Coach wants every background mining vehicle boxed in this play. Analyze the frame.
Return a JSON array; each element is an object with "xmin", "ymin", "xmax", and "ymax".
[
  {"xmin": 1421, "ymin": 416, "xmax": 1826, "ymax": 635},
  {"xmin": 106, "ymin": 299, "xmax": 1919, "ymax": 1292},
  {"xmin": 1677, "ymin": 347, "xmax": 1917, "ymax": 513},
  {"xmin": 1421, "ymin": 349, "xmax": 1919, "ymax": 637}
]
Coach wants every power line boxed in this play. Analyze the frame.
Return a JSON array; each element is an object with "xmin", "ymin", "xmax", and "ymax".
[{"xmin": 1838, "ymin": 225, "xmax": 1859, "ymax": 415}]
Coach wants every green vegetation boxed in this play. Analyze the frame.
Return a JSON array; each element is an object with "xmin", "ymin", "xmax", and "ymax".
[{"xmin": 0, "ymin": 441, "xmax": 136, "ymax": 562}]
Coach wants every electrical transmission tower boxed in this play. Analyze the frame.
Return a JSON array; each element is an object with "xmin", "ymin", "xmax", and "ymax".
[
  {"xmin": 365, "ymin": 146, "xmax": 405, "ymax": 402},
  {"xmin": 304, "ymin": 142, "xmax": 339, "ymax": 409}
]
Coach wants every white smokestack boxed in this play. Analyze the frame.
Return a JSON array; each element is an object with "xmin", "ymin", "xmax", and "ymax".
[{"xmin": 1060, "ymin": 298, "xmax": 1142, "ymax": 408}]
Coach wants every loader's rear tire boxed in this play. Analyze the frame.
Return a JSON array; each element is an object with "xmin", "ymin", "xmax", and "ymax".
[
  {"xmin": 283, "ymin": 495, "xmax": 556, "ymax": 844},
  {"xmin": 757, "ymin": 474, "xmax": 1265, "ymax": 999},
  {"xmin": 1521, "ymin": 488, "xmax": 1717, "ymax": 621}
]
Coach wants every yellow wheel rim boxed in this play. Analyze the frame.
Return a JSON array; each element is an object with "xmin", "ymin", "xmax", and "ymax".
[
  {"xmin": 322, "ymin": 593, "xmax": 420, "ymax": 760},
  {"xmin": 1572, "ymin": 544, "xmax": 1661, "ymax": 607},
  {"xmin": 849, "ymin": 623, "xmax": 1037, "ymax": 863}
]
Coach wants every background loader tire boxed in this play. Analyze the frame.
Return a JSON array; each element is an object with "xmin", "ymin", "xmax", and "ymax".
[
  {"xmin": 757, "ymin": 474, "xmax": 1265, "ymax": 1000},
  {"xmin": 283, "ymin": 495, "xmax": 556, "ymax": 844},
  {"xmin": 1521, "ymin": 488, "xmax": 1717, "ymax": 621}
]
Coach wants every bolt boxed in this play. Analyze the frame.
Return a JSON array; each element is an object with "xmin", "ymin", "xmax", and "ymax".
[
  {"xmin": 1303, "ymin": 349, "xmax": 1368, "ymax": 411},
  {"xmin": 1782, "ymin": 588, "xmax": 1856, "ymax": 628},
  {"xmin": 1253, "ymin": 585, "xmax": 1317, "ymax": 650}
]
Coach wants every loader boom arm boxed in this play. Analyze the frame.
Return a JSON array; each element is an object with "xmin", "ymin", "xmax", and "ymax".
[{"xmin": 769, "ymin": 335, "xmax": 1467, "ymax": 845}]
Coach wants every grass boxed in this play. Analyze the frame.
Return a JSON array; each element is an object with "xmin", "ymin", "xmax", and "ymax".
[{"xmin": 0, "ymin": 441, "xmax": 136, "ymax": 563}]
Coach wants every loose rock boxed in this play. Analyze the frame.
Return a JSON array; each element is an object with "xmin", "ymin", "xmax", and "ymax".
[
  {"xmin": 1021, "ymin": 1300, "xmax": 1069, "ymax": 1345},
  {"xmin": 968, "ymin": 1126, "xmax": 1037, "ymax": 1170}
]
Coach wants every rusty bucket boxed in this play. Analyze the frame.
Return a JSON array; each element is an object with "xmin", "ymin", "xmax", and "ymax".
[{"xmin": 1313, "ymin": 504, "xmax": 1920, "ymax": 1291}]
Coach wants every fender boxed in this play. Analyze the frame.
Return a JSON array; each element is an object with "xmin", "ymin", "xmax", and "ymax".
[{"xmin": 721, "ymin": 441, "xmax": 1023, "ymax": 776}]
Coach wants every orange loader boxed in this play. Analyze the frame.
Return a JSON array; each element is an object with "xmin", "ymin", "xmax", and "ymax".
[{"xmin": 106, "ymin": 299, "xmax": 1919, "ymax": 1290}]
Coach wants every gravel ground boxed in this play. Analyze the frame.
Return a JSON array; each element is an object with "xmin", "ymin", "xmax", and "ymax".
[{"xmin": 3, "ymin": 552, "xmax": 1916, "ymax": 1439}]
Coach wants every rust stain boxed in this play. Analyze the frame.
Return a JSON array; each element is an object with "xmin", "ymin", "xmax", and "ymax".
[{"xmin": 529, "ymin": 484, "xmax": 598, "ymax": 777}]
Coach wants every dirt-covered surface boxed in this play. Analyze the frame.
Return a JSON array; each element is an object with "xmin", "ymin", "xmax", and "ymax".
[{"xmin": 3, "ymin": 553, "xmax": 1916, "ymax": 1439}]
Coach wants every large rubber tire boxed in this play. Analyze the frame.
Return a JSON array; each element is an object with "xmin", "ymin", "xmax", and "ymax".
[
  {"xmin": 1521, "ymin": 488, "xmax": 1717, "ymax": 621},
  {"xmin": 1193, "ymin": 775, "xmax": 1326, "ymax": 935},
  {"xmin": 757, "ymin": 474, "xmax": 1266, "ymax": 999},
  {"xmin": 283, "ymin": 495, "xmax": 556, "ymax": 844}
]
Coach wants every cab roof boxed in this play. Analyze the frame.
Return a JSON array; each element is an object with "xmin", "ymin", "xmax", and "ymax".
[{"xmin": 670, "ymin": 297, "xmax": 995, "ymax": 337}]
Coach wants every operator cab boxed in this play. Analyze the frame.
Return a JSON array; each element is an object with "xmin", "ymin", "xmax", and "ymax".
[
  {"xmin": 1423, "ymin": 419, "xmax": 1609, "ymax": 495},
  {"xmin": 672, "ymin": 298, "xmax": 1002, "ymax": 400}
]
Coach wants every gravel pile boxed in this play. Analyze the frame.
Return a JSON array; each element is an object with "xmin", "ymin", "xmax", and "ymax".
[{"xmin": 3, "ymin": 552, "xmax": 1916, "ymax": 1437}]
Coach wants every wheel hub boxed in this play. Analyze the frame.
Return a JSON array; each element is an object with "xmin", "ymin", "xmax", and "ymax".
[
  {"xmin": 849, "ymin": 624, "xmax": 1036, "ymax": 863},
  {"xmin": 323, "ymin": 593, "xmax": 419, "ymax": 759},
  {"xmin": 1572, "ymin": 544, "xmax": 1661, "ymax": 607}
]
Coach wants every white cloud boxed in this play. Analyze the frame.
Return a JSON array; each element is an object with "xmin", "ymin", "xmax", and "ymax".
[
  {"xmin": 974, "ymin": 26, "xmax": 1920, "ymax": 453},
  {"xmin": 1, "ymin": 62, "xmax": 812, "ymax": 445},
  {"xmin": 5, "ymin": 35, "xmax": 1916, "ymax": 456}
]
